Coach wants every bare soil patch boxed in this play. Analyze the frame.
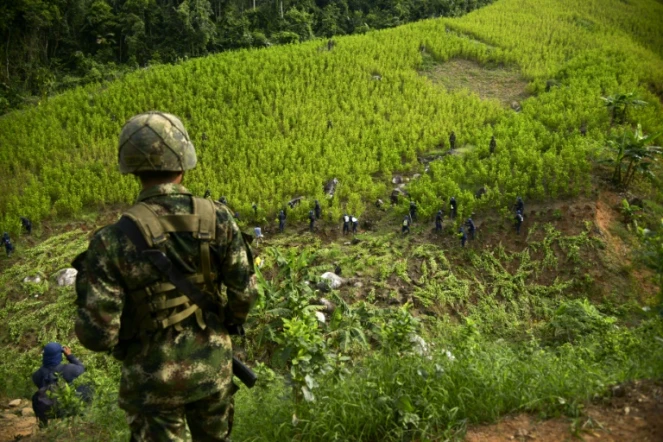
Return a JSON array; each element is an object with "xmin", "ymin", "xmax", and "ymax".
[
  {"xmin": 421, "ymin": 59, "xmax": 530, "ymax": 106},
  {"xmin": 465, "ymin": 380, "xmax": 663, "ymax": 442}
]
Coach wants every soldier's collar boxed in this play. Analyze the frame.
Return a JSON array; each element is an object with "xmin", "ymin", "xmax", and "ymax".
[{"xmin": 137, "ymin": 184, "xmax": 192, "ymax": 202}]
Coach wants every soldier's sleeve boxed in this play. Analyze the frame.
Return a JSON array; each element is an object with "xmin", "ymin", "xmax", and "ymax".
[
  {"xmin": 217, "ymin": 209, "xmax": 257, "ymax": 325},
  {"xmin": 74, "ymin": 230, "xmax": 125, "ymax": 352}
]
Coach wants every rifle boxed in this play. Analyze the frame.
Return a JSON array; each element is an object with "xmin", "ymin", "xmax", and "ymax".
[{"xmin": 227, "ymin": 325, "xmax": 258, "ymax": 388}]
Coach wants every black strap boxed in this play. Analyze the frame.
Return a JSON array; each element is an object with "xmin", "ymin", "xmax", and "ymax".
[{"xmin": 117, "ymin": 216, "xmax": 216, "ymax": 312}]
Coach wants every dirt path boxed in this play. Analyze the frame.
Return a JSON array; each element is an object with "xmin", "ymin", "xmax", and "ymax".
[
  {"xmin": 465, "ymin": 381, "xmax": 663, "ymax": 441},
  {"xmin": 0, "ymin": 398, "xmax": 37, "ymax": 441}
]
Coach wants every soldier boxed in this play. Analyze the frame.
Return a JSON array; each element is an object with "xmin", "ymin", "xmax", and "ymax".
[
  {"xmin": 219, "ymin": 196, "xmax": 228, "ymax": 205},
  {"xmin": 409, "ymin": 201, "xmax": 418, "ymax": 222},
  {"xmin": 449, "ymin": 131, "xmax": 456, "ymax": 150},
  {"xmin": 203, "ymin": 189, "xmax": 211, "ymax": 199},
  {"xmin": 459, "ymin": 227, "xmax": 467, "ymax": 247},
  {"xmin": 278, "ymin": 209, "xmax": 286, "ymax": 233},
  {"xmin": 466, "ymin": 217, "xmax": 476, "ymax": 240},
  {"xmin": 390, "ymin": 190, "xmax": 399, "ymax": 206},
  {"xmin": 351, "ymin": 215, "xmax": 358, "ymax": 234},
  {"xmin": 342, "ymin": 214, "xmax": 350, "ymax": 235},
  {"xmin": 435, "ymin": 210, "xmax": 443, "ymax": 233},
  {"xmin": 73, "ymin": 111, "xmax": 256, "ymax": 441},
  {"xmin": 314, "ymin": 200, "xmax": 322, "ymax": 220},
  {"xmin": 21, "ymin": 217, "xmax": 32, "ymax": 234},
  {"xmin": 515, "ymin": 196, "xmax": 524, "ymax": 214},
  {"xmin": 515, "ymin": 210, "xmax": 524, "ymax": 234},
  {"xmin": 450, "ymin": 197, "xmax": 458, "ymax": 219},
  {"xmin": 308, "ymin": 210, "xmax": 316, "ymax": 233},
  {"xmin": 3, "ymin": 233, "xmax": 13, "ymax": 257},
  {"xmin": 402, "ymin": 216, "xmax": 411, "ymax": 235},
  {"xmin": 489, "ymin": 136, "xmax": 497, "ymax": 155}
]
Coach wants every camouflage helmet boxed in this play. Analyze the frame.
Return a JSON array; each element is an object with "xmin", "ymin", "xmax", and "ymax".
[{"xmin": 118, "ymin": 111, "xmax": 197, "ymax": 174}]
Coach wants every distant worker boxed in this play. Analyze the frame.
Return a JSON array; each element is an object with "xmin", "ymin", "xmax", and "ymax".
[
  {"xmin": 254, "ymin": 227, "xmax": 263, "ymax": 245},
  {"xmin": 450, "ymin": 197, "xmax": 458, "ymax": 219},
  {"xmin": 314, "ymin": 200, "xmax": 322, "ymax": 220},
  {"xmin": 515, "ymin": 196, "xmax": 524, "ymax": 214},
  {"xmin": 515, "ymin": 210, "xmax": 524, "ymax": 235},
  {"xmin": 219, "ymin": 196, "xmax": 228, "ymax": 205},
  {"xmin": 342, "ymin": 214, "xmax": 350, "ymax": 235},
  {"xmin": 449, "ymin": 131, "xmax": 456, "ymax": 150},
  {"xmin": 252, "ymin": 203, "xmax": 258, "ymax": 218},
  {"xmin": 351, "ymin": 215, "xmax": 359, "ymax": 234},
  {"xmin": 203, "ymin": 189, "xmax": 211, "ymax": 199},
  {"xmin": 375, "ymin": 199, "xmax": 384, "ymax": 209},
  {"xmin": 580, "ymin": 123, "xmax": 587, "ymax": 137},
  {"xmin": 435, "ymin": 210, "xmax": 443, "ymax": 233},
  {"xmin": 278, "ymin": 209, "xmax": 286, "ymax": 233},
  {"xmin": 459, "ymin": 227, "xmax": 467, "ymax": 247},
  {"xmin": 489, "ymin": 136, "xmax": 497, "ymax": 155},
  {"xmin": 409, "ymin": 201, "xmax": 418, "ymax": 222},
  {"xmin": 21, "ymin": 217, "xmax": 32, "ymax": 234},
  {"xmin": 309, "ymin": 210, "xmax": 316, "ymax": 232},
  {"xmin": 402, "ymin": 216, "xmax": 411, "ymax": 235},
  {"xmin": 390, "ymin": 190, "xmax": 399, "ymax": 206},
  {"xmin": 466, "ymin": 217, "xmax": 476, "ymax": 241},
  {"xmin": 234, "ymin": 212, "xmax": 240, "ymax": 220},
  {"xmin": 3, "ymin": 233, "xmax": 13, "ymax": 257}
]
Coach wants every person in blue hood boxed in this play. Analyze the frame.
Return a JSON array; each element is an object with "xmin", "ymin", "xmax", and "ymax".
[{"xmin": 32, "ymin": 342, "xmax": 88, "ymax": 425}]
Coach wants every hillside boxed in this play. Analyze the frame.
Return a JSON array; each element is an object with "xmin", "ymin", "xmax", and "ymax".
[
  {"xmin": 1, "ymin": 0, "xmax": 663, "ymax": 440},
  {"xmin": 1, "ymin": 0, "xmax": 663, "ymax": 233}
]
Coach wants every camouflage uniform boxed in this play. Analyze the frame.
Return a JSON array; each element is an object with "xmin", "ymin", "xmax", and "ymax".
[{"xmin": 74, "ymin": 112, "xmax": 256, "ymax": 441}]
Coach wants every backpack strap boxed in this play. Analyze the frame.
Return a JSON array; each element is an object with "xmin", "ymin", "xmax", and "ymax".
[{"xmin": 192, "ymin": 197, "xmax": 217, "ymax": 296}]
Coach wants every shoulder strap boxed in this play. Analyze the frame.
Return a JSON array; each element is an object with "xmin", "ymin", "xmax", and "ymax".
[
  {"xmin": 192, "ymin": 197, "xmax": 217, "ymax": 294},
  {"xmin": 124, "ymin": 203, "xmax": 167, "ymax": 248}
]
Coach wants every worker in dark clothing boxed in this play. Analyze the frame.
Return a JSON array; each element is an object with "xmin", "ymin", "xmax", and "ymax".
[
  {"xmin": 450, "ymin": 197, "xmax": 458, "ymax": 219},
  {"xmin": 342, "ymin": 214, "xmax": 350, "ymax": 235},
  {"xmin": 375, "ymin": 199, "xmax": 384, "ymax": 209},
  {"xmin": 489, "ymin": 136, "xmax": 497, "ymax": 155},
  {"xmin": 351, "ymin": 216, "xmax": 359, "ymax": 234},
  {"xmin": 449, "ymin": 131, "xmax": 456, "ymax": 150},
  {"xmin": 402, "ymin": 216, "xmax": 411, "ymax": 234},
  {"xmin": 459, "ymin": 227, "xmax": 467, "ymax": 247},
  {"xmin": 3, "ymin": 232, "xmax": 13, "ymax": 257},
  {"xmin": 219, "ymin": 196, "xmax": 228, "ymax": 205},
  {"xmin": 32, "ymin": 342, "xmax": 89, "ymax": 426},
  {"xmin": 309, "ymin": 210, "xmax": 315, "ymax": 232},
  {"xmin": 203, "ymin": 189, "xmax": 211, "ymax": 199},
  {"xmin": 390, "ymin": 190, "xmax": 399, "ymax": 206},
  {"xmin": 21, "ymin": 217, "xmax": 32, "ymax": 234},
  {"xmin": 515, "ymin": 196, "xmax": 524, "ymax": 214},
  {"xmin": 314, "ymin": 200, "xmax": 322, "ymax": 220},
  {"xmin": 435, "ymin": 210, "xmax": 443, "ymax": 233},
  {"xmin": 278, "ymin": 209, "xmax": 286, "ymax": 233},
  {"xmin": 466, "ymin": 217, "xmax": 476, "ymax": 240},
  {"xmin": 515, "ymin": 210, "xmax": 524, "ymax": 234},
  {"xmin": 252, "ymin": 203, "xmax": 258, "ymax": 218},
  {"xmin": 409, "ymin": 201, "xmax": 418, "ymax": 222}
]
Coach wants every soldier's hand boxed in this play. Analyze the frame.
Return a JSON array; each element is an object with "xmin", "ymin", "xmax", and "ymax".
[{"xmin": 62, "ymin": 346, "xmax": 72, "ymax": 356}]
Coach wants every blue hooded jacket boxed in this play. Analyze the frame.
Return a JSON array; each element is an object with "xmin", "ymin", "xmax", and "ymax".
[{"xmin": 32, "ymin": 342, "xmax": 85, "ymax": 389}]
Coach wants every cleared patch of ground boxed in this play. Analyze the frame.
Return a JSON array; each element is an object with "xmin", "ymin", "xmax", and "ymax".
[
  {"xmin": 465, "ymin": 380, "xmax": 663, "ymax": 442},
  {"xmin": 422, "ymin": 58, "xmax": 530, "ymax": 106}
]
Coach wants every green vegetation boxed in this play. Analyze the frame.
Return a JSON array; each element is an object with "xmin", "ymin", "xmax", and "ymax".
[
  {"xmin": 1, "ymin": 0, "xmax": 663, "ymax": 233},
  {"xmin": 1, "ymin": 0, "xmax": 663, "ymax": 440},
  {"xmin": 0, "ymin": 0, "xmax": 494, "ymax": 113}
]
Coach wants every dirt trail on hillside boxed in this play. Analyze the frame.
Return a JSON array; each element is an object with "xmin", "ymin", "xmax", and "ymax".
[{"xmin": 465, "ymin": 381, "xmax": 663, "ymax": 442}]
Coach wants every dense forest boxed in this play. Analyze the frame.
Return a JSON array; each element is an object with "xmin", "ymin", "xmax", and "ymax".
[{"xmin": 0, "ymin": 0, "xmax": 493, "ymax": 113}]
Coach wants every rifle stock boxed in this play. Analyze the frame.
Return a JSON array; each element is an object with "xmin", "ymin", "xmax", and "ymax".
[{"xmin": 227, "ymin": 324, "xmax": 258, "ymax": 388}]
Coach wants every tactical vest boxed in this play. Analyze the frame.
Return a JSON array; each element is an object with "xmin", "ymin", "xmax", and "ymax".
[{"xmin": 121, "ymin": 197, "xmax": 218, "ymax": 336}]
